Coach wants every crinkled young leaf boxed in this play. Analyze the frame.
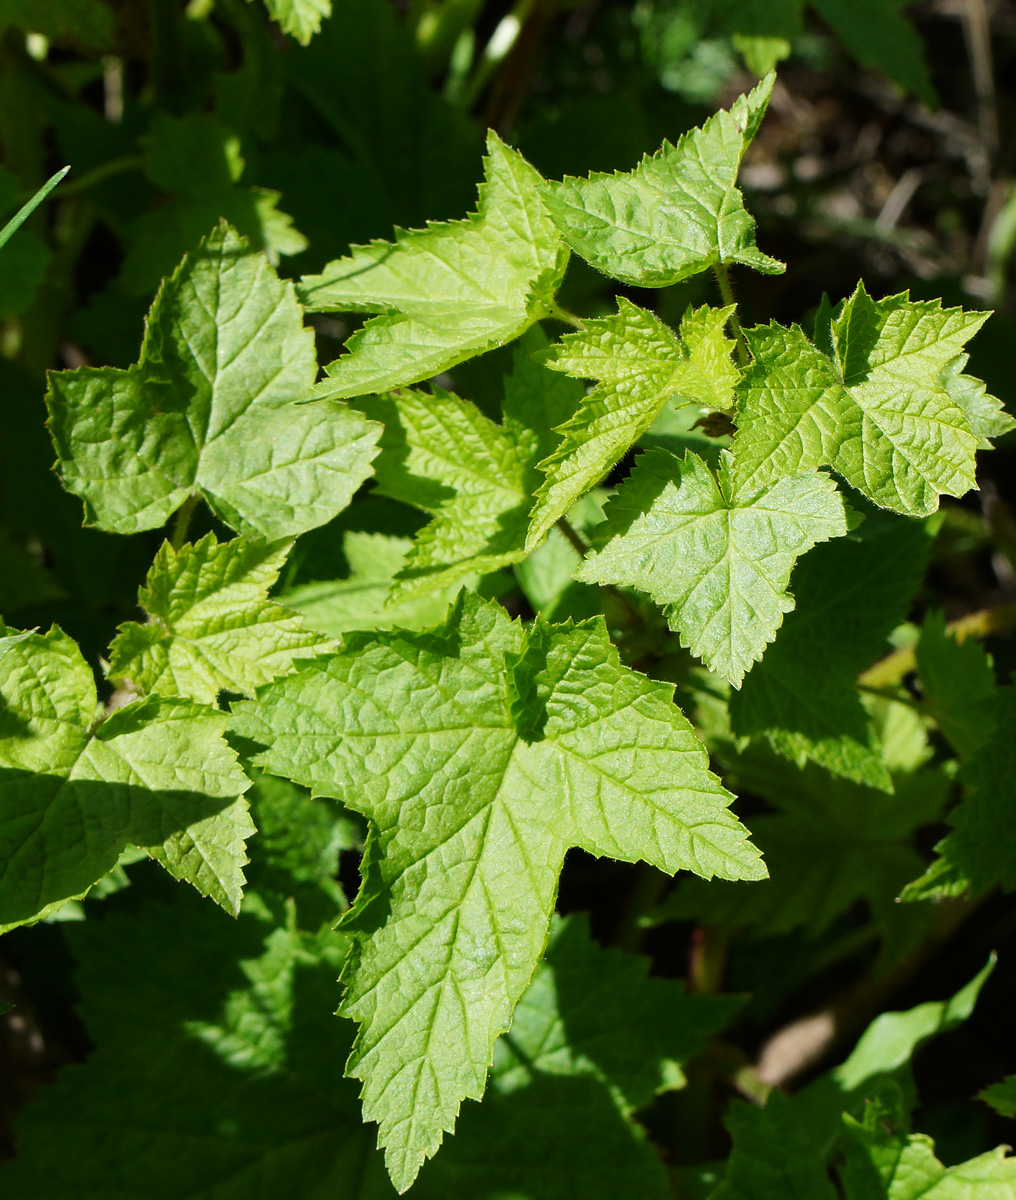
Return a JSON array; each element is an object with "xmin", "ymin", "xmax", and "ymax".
[
  {"xmin": 0, "ymin": 623, "xmax": 253, "ymax": 929},
  {"xmin": 576, "ymin": 449, "xmax": 849, "ymax": 685},
  {"xmin": 264, "ymin": 0, "xmax": 331, "ymax": 43},
  {"xmin": 231, "ymin": 592, "xmax": 763, "ymax": 1190},
  {"xmin": 47, "ymin": 222, "xmax": 381, "ymax": 540},
  {"xmin": 299, "ymin": 132, "xmax": 568, "ymax": 398},
  {"xmin": 281, "ymin": 531, "xmax": 469, "ymax": 636},
  {"xmin": 733, "ymin": 286, "xmax": 989, "ymax": 516},
  {"xmin": 107, "ymin": 533, "xmax": 334, "ymax": 705},
  {"xmin": 540, "ymin": 73, "xmax": 783, "ymax": 286},
  {"xmin": 730, "ymin": 514, "xmax": 933, "ymax": 790},
  {"xmin": 915, "ymin": 611, "xmax": 997, "ymax": 758},
  {"xmin": 357, "ymin": 387, "xmax": 536, "ymax": 601},
  {"xmin": 528, "ymin": 299, "xmax": 739, "ymax": 547}
]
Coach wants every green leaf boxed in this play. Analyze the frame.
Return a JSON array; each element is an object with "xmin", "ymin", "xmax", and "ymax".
[
  {"xmin": 576, "ymin": 449, "xmax": 849, "ymax": 685},
  {"xmin": 0, "ymin": 623, "xmax": 253, "ymax": 929},
  {"xmin": 515, "ymin": 490, "xmax": 606, "ymax": 623},
  {"xmin": 925, "ymin": 688, "xmax": 1016, "ymax": 895},
  {"xmin": 47, "ymin": 222, "xmax": 381, "ymax": 540},
  {"xmin": 980, "ymin": 1076, "xmax": 1016, "ymax": 1120},
  {"xmin": 263, "ymin": 0, "xmax": 331, "ymax": 43},
  {"xmin": 733, "ymin": 286, "xmax": 989, "ymax": 516},
  {"xmin": 0, "ymin": 0, "xmax": 112, "ymax": 46},
  {"xmin": 651, "ymin": 744, "xmax": 947, "ymax": 962},
  {"xmin": 939, "ymin": 352, "xmax": 1016, "ymax": 446},
  {"xmin": 122, "ymin": 112, "xmax": 307, "ymax": 295},
  {"xmin": 841, "ymin": 1082, "xmax": 1016, "ymax": 1199},
  {"xmin": 809, "ymin": 0, "xmax": 936, "ymax": 109},
  {"xmin": 357, "ymin": 386, "xmax": 536, "ymax": 600},
  {"xmin": 730, "ymin": 514, "xmax": 934, "ymax": 790},
  {"xmin": 540, "ymin": 73, "xmax": 783, "ymax": 286},
  {"xmin": 230, "ymin": 592, "xmax": 763, "ymax": 1190},
  {"xmin": 914, "ymin": 612, "xmax": 997, "ymax": 758},
  {"xmin": 281, "ymin": 531, "xmax": 471, "ymax": 635},
  {"xmin": 299, "ymin": 131, "xmax": 568, "ymax": 398},
  {"xmin": 527, "ymin": 300, "xmax": 739, "ymax": 548},
  {"xmin": 107, "ymin": 534, "xmax": 334, "ymax": 705}
]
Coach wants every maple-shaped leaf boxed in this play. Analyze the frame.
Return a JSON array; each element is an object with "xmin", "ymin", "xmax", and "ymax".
[
  {"xmin": 527, "ymin": 299, "xmax": 739, "ymax": 548},
  {"xmin": 540, "ymin": 73, "xmax": 783, "ymax": 286},
  {"xmin": 730, "ymin": 512, "xmax": 933, "ymax": 790},
  {"xmin": 358, "ymin": 386, "xmax": 538, "ymax": 601},
  {"xmin": 47, "ymin": 222, "xmax": 380, "ymax": 540},
  {"xmin": 107, "ymin": 534, "xmax": 335, "ymax": 705},
  {"xmin": 576, "ymin": 449, "xmax": 849, "ymax": 685},
  {"xmin": 733, "ymin": 285, "xmax": 989, "ymax": 516},
  {"xmin": 915, "ymin": 611, "xmax": 997, "ymax": 759},
  {"xmin": 263, "ymin": 0, "xmax": 331, "ymax": 44},
  {"xmin": 281, "ymin": 531, "xmax": 471, "ymax": 635},
  {"xmin": 299, "ymin": 131, "xmax": 568, "ymax": 399},
  {"xmin": 0, "ymin": 623, "xmax": 253, "ymax": 930},
  {"xmin": 230, "ymin": 591, "xmax": 764, "ymax": 1191}
]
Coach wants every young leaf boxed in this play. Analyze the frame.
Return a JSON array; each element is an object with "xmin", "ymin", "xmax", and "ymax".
[
  {"xmin": 730, "ymin": 514, "xmax": 933, "ymax": 790},
  {"xmin": 576, "ymin": 449, "xmax": 849, "ymax": 686},
  {"xmin": 107, "ymin": 534, "xmax": 335, "ymax": 705},
  {"xmin": 230, "ymin": 592, "xmax": 764, "ymax": 1190},
  {"xmin": 540, "ymin": 73, "xmax": 783, "ymax": 286},
  {"xmin": 299, "ymin": 131, "xmax": 568, "ymax": 398},
  {"xmin": 281, "ymin": 531, "xmax": 471, "ymax": 635},
  {"xmin": 357, "ymin": 386, "xmax": 537, "ymax": 601},
  {"xmin": 733, "ymin": 286, "xmax": 991, "ymax": 516},
  {"xmin": 527, "ymin": 299, "xmax": 739, "ymax": 548},
  {"xmin": 939, "ymin": 352, "xmax": 1016, "ymax": 446},
  {"xmin": 914, "ymin": 611, "xmax": 997, "ymax": 758},
  {"xmin": 47, "ymin": 222, "xmax": 381, "ymax": 540},
  {"xmin": 263, "ymin": 0, "xmax": 331, "ymax": 44},
  {"xmin": 0, "ymin": 623, "xmax": 253, "ymax": 929}
]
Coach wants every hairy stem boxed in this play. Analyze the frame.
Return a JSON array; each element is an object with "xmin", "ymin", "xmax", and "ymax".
[
  {"xmin": 712, "ymin": 263, "xmax": 750, "ymax": 366},
  {"xmin": 556, "ymin": 515, "xmax": 589, "ymax": 556},
  {"xmin": 545, "ymin": 300, "xmax": 586, "ymax": 330}
]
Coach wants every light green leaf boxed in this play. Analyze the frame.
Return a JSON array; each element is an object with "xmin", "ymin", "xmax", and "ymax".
[
  {"xmin": 281, "ymin": 531, "xmax": 469, "ymax": 635},
  {"xmin": 730, "ymin": 514, "xmax": 934, "ymax": 790},
  {"xmin": 230, "ymin": 592, "xmax": 763, "ymax": 1191},
  {"xmin": 540, "ymin": 73, "xmax": 783, "ymax": 286},
  {"xmin": 358, "ymin": 386, "xmax": 536, "ymax": 601},
  {"xmin": 0, "ymin": 623, "xmax": 253, "ymax": 929},
  {"xmin": 914, "ymin": 612, "xmax": 996, "ymax": 758},
  {"xmin": 577, "ymin": 449, "xmax": 848, "ymax": 685},
  {"xmin": 980, "ymin": 1076, "xmax": 1016, "ymax": 1120},
  {"xmin": 733, "ymin": 286, "xmax": 988, "ymax": 516},
  {"xmin": 263, "ymin": 0, "xmax": 331, "ymax": 44},
  {"xmin": 107, "ymin": 534, "xmax": 335, "ymax": 705},
  {"xmin": 940, "ymin": 352, "xmax": 1016, "ymax": 447},
  {"xmin": 527, "ymin": 299, "xmax": 739, "ymax": 548},
  {"xmin": 47, "ymin": 222, "xmax": 380, "ymax": 540},
  {"xmin": 299, "ymin": 131, "xmax": 568, "ymax": 398}
]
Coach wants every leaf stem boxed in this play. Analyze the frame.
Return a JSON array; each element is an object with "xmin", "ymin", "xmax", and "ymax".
[
  {"xmin": 712, "ymin": 263, "xmax": 749, "ymax": 366},
  {"xmin": 170, "ymin": 494, "xmax": 200, "ymax": 551},
  {"xmin": 555, "ymin": 515, "xmax": 589, "ymax": 556},
  {"xmin": 545, "ymin": 300, "xmax": 586, "ymax": 330}
]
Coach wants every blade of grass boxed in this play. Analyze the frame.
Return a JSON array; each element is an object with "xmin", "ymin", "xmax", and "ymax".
[{"xmin": 0, "ymin": 165, "xmax": 70, "ymax": 253}]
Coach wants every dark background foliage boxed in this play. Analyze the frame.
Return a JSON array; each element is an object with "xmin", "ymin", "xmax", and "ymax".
[{"xmin": 3, "ymin": 0, "xmax": 1016, "ymax": 1183}]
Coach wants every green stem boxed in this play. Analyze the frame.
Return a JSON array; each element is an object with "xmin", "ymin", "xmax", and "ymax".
[
  {"xmin": 170, "ymin": 494, "xmax": 199, "ymax": 551},
  {"xmin": 712, "ymin": 263, "xmax": 749, "ymax": 366},
  {"xmin": 555, "ymin": 516, "xmax": 589, "ymax": 556},
  {"xmin": 545, "ymin": 300, "xmax": 585, "ymax": 330}
]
